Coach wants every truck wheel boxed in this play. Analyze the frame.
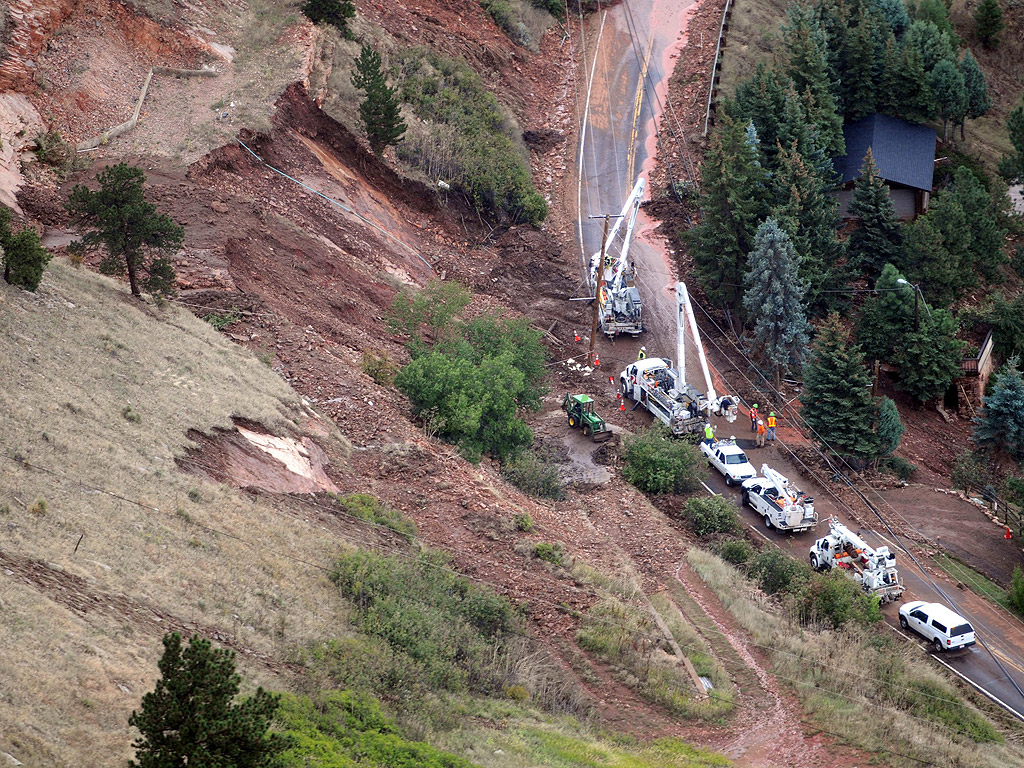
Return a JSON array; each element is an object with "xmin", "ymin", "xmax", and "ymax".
[
  {"xmin": 763, "ymin": 514, "xmax": 773, "ymax": 530},
  {"xmin": 725, "ymin": 476, "xmax": 734, "ymax": 487},
  {"xmin": 621, "ymin": 380, "xmax": 631, "ymax": 400},
  {"xmin": 933, "ymin": 638, "xmax": 944, "ymax": 654},
  {"xmin": 741, "ymin": 490, "xmax": 750, "ymax": 506},
  {"xmin": 810, "ymin": 553, "xmax": 820, "ymax": 570},
  {"xmin": 899, "ymin": 616, "xmax": 909, "ymax": 630}
]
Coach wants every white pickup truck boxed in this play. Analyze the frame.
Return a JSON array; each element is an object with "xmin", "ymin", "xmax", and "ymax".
[
  {"xmin": 700, "ymin": 438, "xmax": 756, "ymax": 486},
  {"xmin": 740, "ymin": 465, "xmax": 817, "ymax": 533}
]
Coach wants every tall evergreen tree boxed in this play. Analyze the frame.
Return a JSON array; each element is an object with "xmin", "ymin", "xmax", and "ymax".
[
  {"xmin": 876, "ymin": 33, "xmax": 904, "ymax": 118},
  {"xmin": 857, "ymin": 263, "xmax": 916, "ymax": 364},
  {"xmin": 772, "ymin": 141, "xmax": 845, "ymax": 313},
  {"xmin": 847, "ymin": 149, "xmax": 903, "ymax": 279},
  {"xmin": 914, "ymin": 0, "xmax": 957, "ymax": 42},
  {"xmin": 875, "ymin": 0, "xmax": 911, "ymax": 36},
  {"xmin": 901, "ymin": 214, "xmax": 958, "ymax": 308},
  {"xmin": 903, "ymin": 20, "xmax": 956, "ymax": 73},
  {"xmin": 802, "ymin": 313, "xmax": 880, "ymax": 460},
  {"xmin": 974, "ymin": 0, "xmax": 1005, "ymax": 49},
  {"xmin": 894, "ymin": 308, "xmax": 964, "ymax": 405},
  {"xmin": 876, "ymin": 396, "xmax": 905, "ymax": 457},
  {"xmin": 958, "ymin": 50, "xmax": 991, "ymax": 138},
  {"xmin": 742, "ymin": 218, "xmax": 811, "ymax": 388},
  {"xmin": 929, "ymin": 58, "xmax": 967, "ymax": 140},
  {"xmin": 843, "ymin": 6, "xmax": 882, "ymax": 120},
  {"xmin": 66, "ymin": 163, "xmax": 183, "ymax": 298},
  {"xmin": 352, "ymin": 45, "xmax": 407, "ymax": 156},
  {"xmin": 780, "ymin": 4, "xmax": 845, "ymax": 158},
  {"xmin": 129, "ymin": 633, "xmax": 289, "ymax": 768},
  {"xmin": 687, "ymin": 115, "xmax": 770, "ymax": 312},
  {"xmin": 973, "ymin": 357, "xmax": 1024, "ymax": 462},
  {"xmin": 729, "ymin": 65, "xmax": 790, "ymax": 169},
  {"xmin": 998, "ymin": 98, "xmax": 1024, "ymax": 184},
  {"xmin": 811, "ymin": 0, "xmax": 850, "ymax": 110},
  {"xmin": 947, "ymin": 166, "xmax": 1007, "ymax": 282},
  {"xmin": 895, "ymin": 43, "xmax": 936, "ymax": 123}
]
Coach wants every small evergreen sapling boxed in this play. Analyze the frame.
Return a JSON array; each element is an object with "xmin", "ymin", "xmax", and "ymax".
[
  {"xmin": 0, "ymin": 207, "xmax": 52, "ymax": 291},
  {"xmin": 974, "ymin": 0, "xmax": 1005, "ymax": 49},
  {"xmin": 973, "ymin": 357, "xmax": 1024, "ymax": 463},
  {"xmin": 351, "ymin": 45, "xmax": 407, "ymax": 156}
]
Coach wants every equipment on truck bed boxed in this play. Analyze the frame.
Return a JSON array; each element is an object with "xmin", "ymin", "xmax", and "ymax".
[
  {"xmin": 590, "ymin": 178, "xmax": 645, "ymax": 337},
  {"xmin": 741, "ymin": 464, "xmax": 818, "ymax": 533},
  {"xmin": 809, "ymin": 518, "xmax": 904, "ymax": 603},
  {"xmin": 562, "ymin": 393, "xmax": 612, "ymax": 441},
  {"xmin": 618, "ymin": 283, "xmax": 738, "ymax": 437}
]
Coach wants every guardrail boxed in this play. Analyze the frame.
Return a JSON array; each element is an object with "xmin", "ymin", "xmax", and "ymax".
[{"xmin": 703, "ymin": 0, "xmax": 734, "ymax": 137}]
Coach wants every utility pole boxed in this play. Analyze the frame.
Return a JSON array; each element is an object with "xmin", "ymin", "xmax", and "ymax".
[{"xmin": 588, "ymin": 216, "xmax": 610, "ymax": 365}]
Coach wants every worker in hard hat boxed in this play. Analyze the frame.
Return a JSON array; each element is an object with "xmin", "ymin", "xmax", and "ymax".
[
  {"xmin": 767, "ymin": 411, "xmax": 777, "ymax": 442},
  {"xmin": 756, "ymin": 419, "xmax": 766, "ymax": 448},
  {"xmin": 749, "ymin": 403, "xmax": 759, "ymax": 433},
  {"xmin": 637, "ymin": 346, "xmax": 647, "ymax": 361},
  {"xmin": 703, "ymin": 422, "xmax": 715, "ymax": 446}
]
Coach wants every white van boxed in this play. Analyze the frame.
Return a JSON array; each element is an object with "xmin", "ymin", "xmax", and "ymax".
[{"xmin": 898, "ymin": 601, "xmax": 976, "ymax": 652}]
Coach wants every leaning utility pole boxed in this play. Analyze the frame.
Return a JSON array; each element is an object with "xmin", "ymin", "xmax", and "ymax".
[{"xmin": 588, "ymin": 216, "xmax": 610, "ymax": 365}]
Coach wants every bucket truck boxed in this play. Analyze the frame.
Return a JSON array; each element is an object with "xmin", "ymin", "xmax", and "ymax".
[
  {"xmin": 809, "ymin": 518, "xmax": 905, "ymax": 603},
  {"xmin": 590, "ymin": 178, "xmax": 645, "ymax": 337},
  {"xmin": 741, "ymin": 464, "xmax": 818, "ymax": 533},
  {"xmin": 618, "ymin": 283, "xmax": 738, "ymax": 438}
]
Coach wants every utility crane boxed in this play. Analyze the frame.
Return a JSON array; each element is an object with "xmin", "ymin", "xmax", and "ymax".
[
  {"xmin": 741, "ymin": 464, "xmax": 818, "ymax": 533},
  {"xmin": 809, "ymin": 518, "xmax": 905, "ymax": 603},
  {"xmin": 619, "ymin": 282, "xmax": 738, "ymax": 437},
  {"xmin": 590, "ymin": 177, "xmax": 645, "ymax": 337}
]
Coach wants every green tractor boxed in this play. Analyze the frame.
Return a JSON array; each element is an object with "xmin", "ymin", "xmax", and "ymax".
[{"xmin": 562, "ymin": 393, "xmax": 612, "ymax": 441}]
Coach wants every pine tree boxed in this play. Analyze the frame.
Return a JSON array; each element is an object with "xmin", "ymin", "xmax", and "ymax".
[
  {"xmin": 847, "ymin": 149, "xmax": 903, "ymax": 280},
  {"xmin": 742, "ymin": 218, "xmax": 811, "ymax": 388},
  {"xmin": 894, "ymin": 308, "xmax": 964, "ymax": 405},
  {"xmin": 780, "ymin": 4, "xmax": 845, "ymax": 158},
  {"xmin": 876, "ymin": 396, "xmax": 905, "ymax": 457},
  {"xmin": 302, "ymin": 0, "xmax": 355, "ymax": 34},
  {"xmin": 351, "ymin": 45, "xmax": 407, "ymax": 156},
  {"xmin": 687, "ymin": 115, "xmax": 770, "ymax": 312},
  {"xmin": 901, "ymin": 214, "xmax": 959, "ymax": 308},
  {"xmin": 875, "ymin": 0, "xmax": 911, "ymax": 36},
  {"xmin": 0, "ymin": 205, "xmax": 52, "ymax": 292},
  {"xmin": 843, "ymin": 7, "xmax": 881, "ymax": 121},
  {"xmin": 959, "ymin": 50, "xmax": 991, "ymax": 140},
  {"xmin": 924, "ymin": 188, "xmax": 973, "ymax": 302},
  {"xmin": 66, "ymin": 163, "xmax": 183, "ymax": 298},
  {"xmin": 857, "ymin": 263, "xmax": 916, "ymax": 364},
  {"xmin": 974, "ymin": 357, "xmax": 1024, "ymax": 462},
  {"xmin": 915, "ymin": 0, "xmax": 957, "ymax": 42},
  {"xmin": 947, "ymin": 166, "xmax": 1007, "ymax": 282},
  {"xmin": 903, "ymin": 20, "xmax": 956, "ymax": 73},
  {"xmin": 876, "ymin": 33, "xmax": 903, "ymax": 118},
  {"xmin": 772, "ymin": 141, "xmax": 845, "ymax": 313},
  {"xmin": 929, "ymin": 58, "xmax": 967, "ymax": 141},
  {"xmin": 729, "ymin": 65, "xmax": 790, "ymax": 169},
  {"xmin": 974, "ymin": 0, "xmax": 1005, "ymax": 49},
  {"xmin": 998, "ymin": 99, "xmax": 1024, "ymax": 184},
  {"xmin": 895, "ymin": 44, "xmax": 936, "ymax": 123},
  {"xmin": 802, "ymin": 313, "xmax": 880, "ymax": 460},
  {"xmin": 129, "ymin": 633, "xmax": 289, "ymax": 768}
]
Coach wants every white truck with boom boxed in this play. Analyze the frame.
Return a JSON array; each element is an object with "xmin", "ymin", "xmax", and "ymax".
[
  {"xmin": 741, "ymin": 464, "xmax": 818, "ymax": 533},
  {"xmin": 809, "ymin": 518, "xmax": 905, "ymax": 603},
  {"xmin": 619, "ymin": 283, "xmax": 738, "ymax": 438},
  {"xmin": 590, "ymin": 177, "xmax": 645, "ymax": 337}
]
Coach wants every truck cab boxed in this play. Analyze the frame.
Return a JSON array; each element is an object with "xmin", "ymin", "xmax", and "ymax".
[{"xmin": 700, "ymin": 439, "xmax": 756, "ymax": 486}]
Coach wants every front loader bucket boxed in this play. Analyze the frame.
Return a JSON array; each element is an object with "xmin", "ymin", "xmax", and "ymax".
[{"xmin": 591, "ymin": 427, "xmax": 613, "ymax": 443}]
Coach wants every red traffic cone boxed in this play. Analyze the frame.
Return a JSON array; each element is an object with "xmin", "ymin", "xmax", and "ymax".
[
  {"xmin": 619, "ymin": 399, "xmax": 626, "ymax": 411},
  {"xmin": 608, "ymin": 375, "xmax": 614, "ymax": 383},
  {"xmin": 574, "ymin": 330, "xmax": 580, "ymax": 342},
  {"xmin": 594, "ymin": 355, "xmax": 600, "ymax": 367},
  {"xmin": 1005, "ymin": 526, "xmax": 1013, "ymax": 540}
]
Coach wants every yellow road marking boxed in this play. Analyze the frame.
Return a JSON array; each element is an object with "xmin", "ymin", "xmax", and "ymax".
[{"xmin": 626, "ymin": 35, "xmax": 654, "ymax": 185}]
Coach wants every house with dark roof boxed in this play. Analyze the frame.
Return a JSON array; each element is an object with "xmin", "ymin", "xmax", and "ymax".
[{"xmin": 833, "ymin": 113, "xmax": 937, "ymax": 220}]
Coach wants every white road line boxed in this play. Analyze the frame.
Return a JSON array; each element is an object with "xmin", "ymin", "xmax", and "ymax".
[{"xmin": 576, "ymin": 11, "xmax": 608, "ymax": 273}]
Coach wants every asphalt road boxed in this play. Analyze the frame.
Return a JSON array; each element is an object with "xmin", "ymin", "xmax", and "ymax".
[{"xmin": 576, "ymin": 0, "xmax": 1024, "ymax": 722}]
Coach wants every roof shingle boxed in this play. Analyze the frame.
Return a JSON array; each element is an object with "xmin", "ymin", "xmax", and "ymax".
[{"xmin": 834, "ymin": 113, "xmax": 936, "ymax": 191}]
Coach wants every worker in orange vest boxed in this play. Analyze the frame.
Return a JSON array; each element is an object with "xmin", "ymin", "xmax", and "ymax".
[
  {"xmin": 767, "ymin": 412, "xmax": 777, "ymax": 442},
  {"xmin": 756, "ymin": 419, "xmax": 767, "ymax": 448},
  {"xmin": 749, "ymin": 403, "xmax": 759, "ymax": 433}
]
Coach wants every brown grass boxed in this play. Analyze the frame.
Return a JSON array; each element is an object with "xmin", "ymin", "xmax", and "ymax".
[{"xmin": 0, "ymin": 261, "xmax": 362, "ymax": 766}]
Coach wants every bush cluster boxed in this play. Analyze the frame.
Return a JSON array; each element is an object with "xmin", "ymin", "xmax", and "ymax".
[
  {"xmin": 331, "ymin": 493, "xmax": 416, "ymax": 538},
  {"xmin": 683, "ymin": 496, "xmax": 739, "ymax": 537},
  {"xmin": 621, "ymin": 425, "xmax": 705, "ymax": 495},
  {"xmin": 533, "ymin": 541, "xmax": 564, "ymax": 565},
  {"xmin": 717, "ymin": 538, "xmax": 753, "ymax": 565},
  {"xmin": 501, "ymin": 450, "xmax": 564, "ymax": 500}
]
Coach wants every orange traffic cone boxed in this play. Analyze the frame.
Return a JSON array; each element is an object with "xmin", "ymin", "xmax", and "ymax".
[
  {"xmin": 1005, "ymin": 526, "xmax": 1013, "ymax": 540},
  {"xmin": 609, "ymin": 375, "xmax": 614, "ymax": 383},
  {"xmin": 574, "ymin": 330, "xmax": 581, "ymax": 342},
  {"xmin": 594, "ymin": 355, "xmax": 600, "ymax": 367},
  {"xmin": 619, "ymin": 399, "xmax": 626, "ymax": 411}
]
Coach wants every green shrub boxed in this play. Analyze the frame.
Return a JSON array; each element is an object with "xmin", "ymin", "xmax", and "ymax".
[
  {"xmin": 331, "ymin": 549, "xmax": 523, "ymax": 696},
  {"xmin": 278, "ymin": 690, "xmax": 476, "ymax": 768},
  {"xmin": 1008, "ymin": 565, "xmax": 1024, "ymax": 619},
  {"xmin": 622, "ymin": 425, "xmax": 705, "ymax": 494},
  {"xmin": 1, "ymin": 225, "xmax": 52, "ymax": 292},
  {"xmin": 205, "ymin": 309, "xmax": 242, "ymax": 331},
  {"xmin": 717, "ymin": 538, "xmax": 753, "ymax": 565},
  {"xmin": 502, "ymin": 450, "xmax": 564, "ymax": 500},
  {"xmin": 360, "ymin": 351, "xmax": 398, "ymax": 386},
  {"xmin": 481, "ymin": 0, "xmax": 529, "ymax": 45},
  {"xmin": 395, "ymin": 49, "xmax": 547, "ymax": 225},
  {"xmin": 683, "ymin": 496, "xmax": 739, "ymax": 537},
  {"xmin": 950, "ymin": 449, "xmax": 990, "ymax": 492},
  {"xmin": 533, "ymin": 541, "xmax": 563, "ymax": 565},
  {"xmin": 531, "ymin": 0, "xmax": 565, "ymax": 20},
  {"xmin": 512, "ymin": 512, "xmax": 535, "ymax": 532},
  {"xmin": 748, "ymin": 549, "xmax": 807, "ymax": 595},
  {"xmin": 881, "ymin": 454, "xmax": 917, "ymax": 481},
  {"xmin": 301, "ymin": 0, "xmax": 354, "ymax": 34},
  {"xmin": 332, "ymin": 493, "xmax": 416, "ymax": 538},
  {"xmin": 797, "ymin": 570, "xmax": 882, "ymax": 629}
]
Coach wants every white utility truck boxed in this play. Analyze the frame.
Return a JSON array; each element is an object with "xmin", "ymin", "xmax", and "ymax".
[
  {"xmin": 701, "ymin": 438, "xmax": 756, "ymax": 487},
  {"xmin": 809, "ymin": 518, "xmax": 905, "ymax": 603},
  {"xmin": 741, "ymin": 464, "xmax": 818, "ymax": 533},
  {"xmin": 590, "ymin": 178, "xmax": 645, "ymax": 337},
  {"xmin": 619, "ymin": 283, "xmax": 738, "ymax": 438}
]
